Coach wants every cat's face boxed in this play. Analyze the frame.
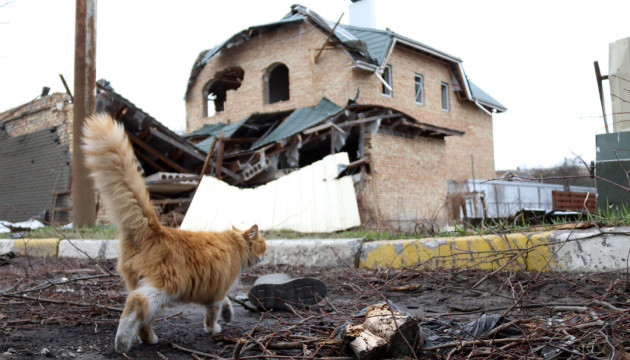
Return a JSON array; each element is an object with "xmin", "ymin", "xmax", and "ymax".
[{"xmin": 237, "ymin": 224, "xmax": 266, "ymax": 267}]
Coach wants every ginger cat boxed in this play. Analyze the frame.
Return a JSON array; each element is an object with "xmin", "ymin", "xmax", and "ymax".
[{"xmin": 82, "ymin": 114, "xmax": 266, "ymax": 353}]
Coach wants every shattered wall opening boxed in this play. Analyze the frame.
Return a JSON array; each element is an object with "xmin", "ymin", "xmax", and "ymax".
[
  {"xmin": 203, "ymin": 66, "xmax": 244, "ymax": 117},
  {"xmin": 264, "ymin": 63, "xmax": 290, "ymax": 104}
]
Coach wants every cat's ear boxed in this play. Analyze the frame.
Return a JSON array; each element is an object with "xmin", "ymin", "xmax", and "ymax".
[
  {"xmin": 244, "ymin": 224, "xmax": 259, "ymax": 240},
  {"xmin": 232, "ymin": 225, "xmax": 239, "ymax": 231}
]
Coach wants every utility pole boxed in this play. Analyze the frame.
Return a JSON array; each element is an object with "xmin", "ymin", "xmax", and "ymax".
[{"xmin": 72, "ymin": 0, "xmax": 97, "ymax": 226}]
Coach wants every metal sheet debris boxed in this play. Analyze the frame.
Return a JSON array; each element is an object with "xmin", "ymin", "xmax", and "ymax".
[
  {"xmin": 181, "ymin": 152, "xmax": 361, "ymax": 233},
  {"xmin": 463, "ymin": 179, "xmax": 596, "ymax": 218}
]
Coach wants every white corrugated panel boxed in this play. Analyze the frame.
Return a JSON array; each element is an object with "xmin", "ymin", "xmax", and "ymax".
[
  {"xmin": 181, "ymin": 153, "xmax": 361, "ymax": 233},
  {"xmin": 610, "ymin": 37, "xmax": 630, "ymax": 132}
]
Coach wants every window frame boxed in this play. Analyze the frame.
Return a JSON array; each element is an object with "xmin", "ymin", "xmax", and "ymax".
[
  {"xmin": 414, "ymin": 73, "xmax": 424, "ymax": 105},
  {"xmin": 381, "ymin": 64, "xmax": 393, "ymax": 97},
  {"xmin": 441, "ymin": 81, "xmax": 450, "ymax": 111},
  {"xmin": 264, "ymin": 62, "xmax": 290, "ymax": 104},
  {"xmin": 202, "ymin": 81, "xmax": 218, "ymax": 117}
]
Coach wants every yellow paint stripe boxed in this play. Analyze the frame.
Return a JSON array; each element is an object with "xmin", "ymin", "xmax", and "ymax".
[
  {"xmin": 14, "ymin": 238, "xmax": 60, "ymax": 257},
  {"xmin": 359, "ymin": 232, "xmax": 554, "ymax": 271}
]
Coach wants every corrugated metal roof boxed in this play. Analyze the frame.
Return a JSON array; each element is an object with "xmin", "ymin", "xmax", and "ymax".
[
  {"xmin": 254, "ymin": 98, "xmax": 342, "ymax": 149},
  {"xmin": 183, "ymin": 123, "xmax": 227, "ymax": 138},
  {"xmin": 468, "ymin": 81, "xmax": 507, "ymax": 112},
  {"xmin": 185, "ymin": 5, "xmax": 506, "ymax": 112},
  {"xmin": 186, "ymin": 14, "xmax": 306, "ymax": 97},
  {"xmin": 195, "ymin": 118, "xmax": 248, "ymax": 152},
  {"xmin": 338, "ymin": 24, "xmax": 392, "ymax": 64}
]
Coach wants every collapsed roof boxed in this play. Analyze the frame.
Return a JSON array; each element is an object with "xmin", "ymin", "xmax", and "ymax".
[
  {"xmin": 186, "ymin": 4, "xmax": 506, "ymax": 112},
  {"xmin": 96, "ymin": 80, "xmax": 207, "ymax": 176},
  {"xmin": 187, "ymin": 97, "xmax": 464, "ymax": 186}
]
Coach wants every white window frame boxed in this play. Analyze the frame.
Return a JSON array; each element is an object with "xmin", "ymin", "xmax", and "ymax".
[
  {"xmin": 441, "ymin": 81, "xmax": 449, "ymax": 111},
  {"xmin": 414, "ymin": 74, "xmax": 424, "ymax": 105},
  {"xmin": 382, "ymin": 64, "xmax": 392, "ymax": 97}
]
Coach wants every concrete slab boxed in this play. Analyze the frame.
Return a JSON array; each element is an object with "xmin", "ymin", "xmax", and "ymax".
[
  {"xmin": 14, "ymin": 238, "xmax": 59, "ymax": 257},
  {"xmin": 259, "ymin": 238, "xmax": 363, "ymax": 267},
  {"xmin": 0, "ymin": 239, "xmax": 15, "ymax": 254}
]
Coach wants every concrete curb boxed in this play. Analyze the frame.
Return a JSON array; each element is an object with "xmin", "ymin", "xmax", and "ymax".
[
  {"xmin": 2, "ymin": 238, "xmax": 60, "ymax": 257},
  {"xmin": 358, "ymin": 232, "xmax": 553, "ymax": 271},
  {"xmin": 261, "ymin": 238, "xmax": 363, "ymax": 268},
  {"xmin": 1, "ymin": 229, "xmax": 628, "ymax": 273},
  {"xmin": 58, "ymin": 239, "xmax": 118, "ymax": 259}
]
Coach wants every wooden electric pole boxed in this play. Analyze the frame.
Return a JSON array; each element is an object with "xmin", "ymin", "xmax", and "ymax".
[{"xmin": 71, "ymin": 0, "xmax": 97, "ymax": 226}]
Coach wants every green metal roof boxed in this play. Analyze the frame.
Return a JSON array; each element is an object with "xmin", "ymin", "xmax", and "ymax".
[
  {"xmin": 194, "ymin": 118, "xmax": 248, "ymax": 152},
  {"xmin": 183, "ymin": 122, "xmax": 227, "ymax": 138},
  {"xmin": 338, "ymin": 24, "xmax": 392, "ymax": 65},
  {"xmin": 254, "ymin": 98, "xmax": 342, "ymax": 149},
  {"xmin": 194, "ymin": 98, "xmax": 343, "ymax": 153}
]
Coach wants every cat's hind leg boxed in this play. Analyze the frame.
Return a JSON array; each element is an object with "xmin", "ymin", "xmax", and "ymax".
[
  {"xmin": 204, "ymin": 300, "xmax": 225, "ymax": 333},
  {"xmin": 138, "ymin": 320, "xmax": 158, "ymax": 345},
  {"xmin": 220, "ymin": 297, "xmax": 234, "ymax": 323},
  {"xmin": 115, "ymin": 283, "xmax": 170, "ymax": 353}
]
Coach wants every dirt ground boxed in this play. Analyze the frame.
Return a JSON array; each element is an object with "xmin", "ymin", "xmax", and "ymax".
[{"xmin": 0, "ymin": 256, "xmax": 628, "ymax": 359}]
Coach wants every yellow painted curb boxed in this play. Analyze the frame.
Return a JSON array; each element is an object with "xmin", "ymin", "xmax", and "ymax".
[
  {"xmin": 358, "ymin": 232, "xmax": 555, "ymax": 271},
  {"xmin": 14, "ymin": 238, "xmax": 60, "ymax": 257}
]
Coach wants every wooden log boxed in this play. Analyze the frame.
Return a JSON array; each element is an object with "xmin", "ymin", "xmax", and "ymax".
[{"xmin": 340, "ymin": 303, "xmax": 421, "ymax": 360}]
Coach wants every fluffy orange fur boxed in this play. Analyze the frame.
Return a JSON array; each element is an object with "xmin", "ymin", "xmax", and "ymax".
[{"xmin": 82, "ymin": 114, "xmax": 266, "ymax": 353}]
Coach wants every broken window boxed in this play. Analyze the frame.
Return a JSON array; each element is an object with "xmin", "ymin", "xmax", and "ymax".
[
  {"xmin": 441, "ymin": 81, "xmax": 449, "ymax": 111},
  {"xmin": 264, "ymin": 63, "xmax": 290, "ymax": 104},
  {"xmin": 382, "ymin": 64, "xmax": 392, "ymax": 96},
  {"xmin": 203, "ymin": 66, "xmax": 244, "ymax": 117}
]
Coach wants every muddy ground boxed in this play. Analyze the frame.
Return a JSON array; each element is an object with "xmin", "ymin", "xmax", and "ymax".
[{"xmin": 0, "ymin": 256, "xmax": 628, "ymax": 359}]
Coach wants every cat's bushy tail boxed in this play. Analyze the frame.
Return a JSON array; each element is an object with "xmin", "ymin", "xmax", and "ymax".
[{"xmin": 82, "ymin": 113, "xmax": 161, "ymax": 243}]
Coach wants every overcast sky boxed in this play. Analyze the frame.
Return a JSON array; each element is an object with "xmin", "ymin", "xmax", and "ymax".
[{"xmin": 1, "ymin": 0, "xmax": 629, "ymax": 171}]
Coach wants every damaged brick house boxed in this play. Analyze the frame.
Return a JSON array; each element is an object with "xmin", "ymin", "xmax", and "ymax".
[
  {"xmin": 184, "ymin": 3, "xmax": 506, "ymax": 229},
  {"xmin": 0, "ymin": 82, "xmax": 206, "ymax": 225}
]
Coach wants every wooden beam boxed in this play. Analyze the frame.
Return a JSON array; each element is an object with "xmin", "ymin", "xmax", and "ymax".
[
  {"xmin": 215, "ymin": 130, "xmax": 226, "ymax": 178},
  {"xmin": 594, "ymin": 61, "xmax": 609, "ymax": 133},
  {"xmin": 314, "ymin": 12, "xmax": 344, "ymax": 64},
  {"xmin": 134, "ymin": 148, "xmax": 166, "ymax": 172},
  {"xmin": 200, "ymin": 136, "xmax": 219, "ymax": 175},
  {"xmin": 127, "ymin": 131, "xmax": 190, "ymax": 173},
  {"xmin": 58, "ymin": 74, "xmax": 73, "ymax": 101},
  {"xmin": 151, "ymin": 198, "xmax": 193, "ymax": 206},
  {"xmin": 170, "ymin": 148, "xmax": 185, "ymax": 162},
  {"xmin": 148, "ymin": 127, "xmax": 206, "ymax": 162},
  {"xmin": 303, "ymin": 113, "xmax": 402, "ymax": 134},
  {"xmin": 223, "ymin": 137, "xmax": 259, "ymax": 143},
  {"xmin": 400, "ymin": 119, "xmax": 464, "ymax": 137}
]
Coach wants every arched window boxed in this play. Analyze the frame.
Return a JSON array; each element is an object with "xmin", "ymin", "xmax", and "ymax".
[{"xmin": 264, "ymin": 63, "xmax": 290, "ymax": 104}]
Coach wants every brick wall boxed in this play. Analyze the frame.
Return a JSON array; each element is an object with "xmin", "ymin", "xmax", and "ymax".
[
  {"xmin": 0, "ymin": 93, "xmax": 74, "ymax": 152},
  {"xmin": 186, "ymin": 22, "xmax": 496, "ymax": 181},
  {"xmin": 359, "ymin": 130, "xmax": 447, "ymax": 230},
  {"xmin": 354, "ymin": 46, "xmax": 495, "ymax": 181},
  {"xmin": 0, "ymin": 128, "xmax": 71, "ymax": 222}
]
